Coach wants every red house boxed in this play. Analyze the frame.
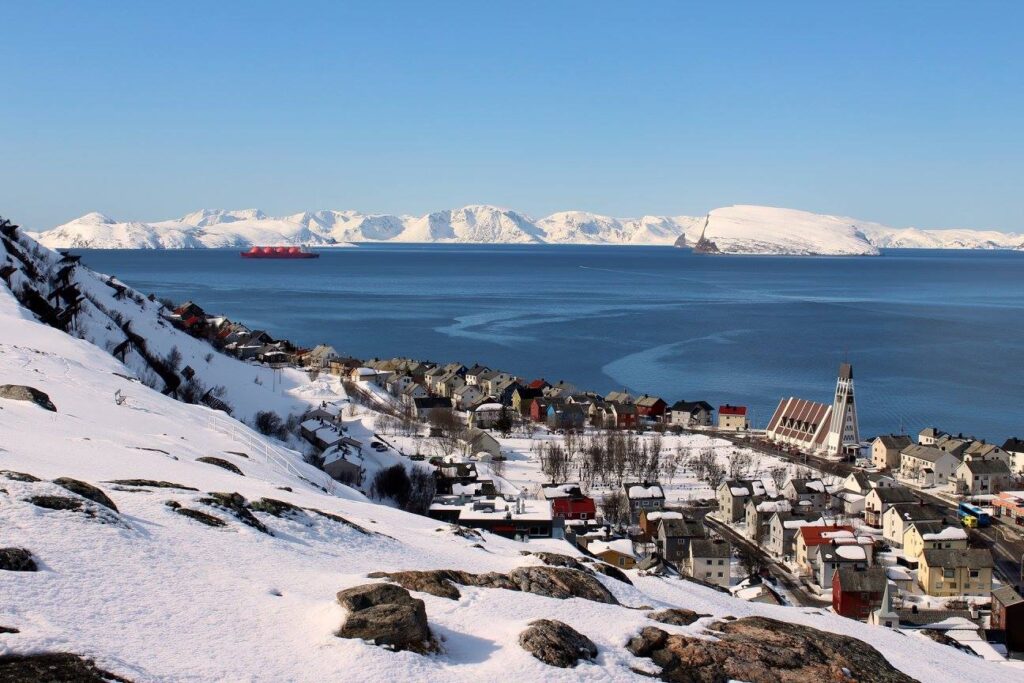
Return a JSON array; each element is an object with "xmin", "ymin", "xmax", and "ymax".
[
  {"xmin": 542, "ymin": 484, "xmax": 596, "ymax": 521},
  {"xmin": 635, "ymin": 394, "xmax": 667, "ymax": 419},
  {"xmin": 832, "ymin": 566, "xmax": 886, "ymax": 620},
  {"xmin": 530, "ymin": 398, "xmax": 552, "ymax": 423},
  {"xmin": 527, "ymin": 378, "xmax": 551, "ymax": 391}
]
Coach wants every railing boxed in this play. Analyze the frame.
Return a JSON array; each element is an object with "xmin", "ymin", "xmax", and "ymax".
[{"xmin": 208, "ymin": 412, "xmax": 335, "ymax": 494}]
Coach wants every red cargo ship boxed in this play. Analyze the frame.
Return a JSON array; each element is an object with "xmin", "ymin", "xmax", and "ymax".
[{"xmin": 240, "ymin": 246, "xmax": 319, "ymax": 259}]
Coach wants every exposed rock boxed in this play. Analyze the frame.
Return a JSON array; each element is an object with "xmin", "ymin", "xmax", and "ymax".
[
  {"xmin": 0, "ymin": 384, "xmax": 56, "ymax": 411},
  {"xmin": 0, "ymin": 626, "xmax": 18, "ymax": 634},
  {"xmin": 307, "ymin": 508, "xmax": 371, "ymax": 534},
  {"xmin": 0, "ymin": 470, "xmax": 40, "ymax": 482},
  {"xmin": 250, "ymin": 497, "xmax": 301, "ymax": 518},
  {"xmin": 507, "ymin": 566, "xmax": 617, "ymax": 604},
  {"xmin": 198, "ymin": 492, "xmax": 270, "ymax": 534},
  {"xmin": 370, "ymin": 566, "xmax": 618, "ymax": 605},
  {"xmin": 646, "ymin": 608, "xmax": 709, "ymax": 627},
  {"xmin": 336, "ymin": 583, "xmax": 435, "ymax": 653},
  {"xmin": 0, "ymin": 548, "xmax": 38, "ymax": 572},
  {"xmin": 519, "ymin": 619, "xmax": 597, "ymax": 668},
  {"xmin": 591, "ymin": 562, "xmax": 633, "ymax": 585},
  {"xmin": 53, "ymin": 478, "xmax": 118, "ymax": 511},
  {"xmin": 524, "ymin": 551, "xmax": 588, "ymax": 572},
  {"xmin": 107, "ymin": 479, "xmax": 198, "ymax": 490},
  {"xmin": 173, "ymin": 507, "xmax": 227, "ymax": 527},
  {"xmin": 626, "ymin": 616, "xmax": 916, "ymax": 683},
  {"xmin": 196, "ymin": 456, "xmax": 243, "ymax": 475},
  {"xmin": 28, "ymin": 495, "xmax": 84, "ymax": 511},
  {"xmin": 0, "ymin": 652, "xmax": 131, "ymax": 682}
]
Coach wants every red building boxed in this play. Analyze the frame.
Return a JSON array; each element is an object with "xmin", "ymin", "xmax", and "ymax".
[
  {"xmin": 832, "ymin": 566, "xmax": 886, "ymax": 620},
  {"xmin": 541, "ymin": 484, "xmax": 597, "ymax": 521},
  {"xmin": 635, "ymin": 394, "xmax": 667, "ymax": 419},
  {"xmin": 530, "ymin": 398, "xmax": 551, "ymax": 423},
  {"xmin": 991, "ymin": 586, "xmax": 1024, "ymax": 653}
]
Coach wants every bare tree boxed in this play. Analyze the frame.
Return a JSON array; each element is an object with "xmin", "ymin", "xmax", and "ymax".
[
  {"xmin": 601, "ymin": 488, "xmax": 626, "ymax": 527},
  {"xmin": 428, "ymin": 407, "xmax": 465, "ymax": 457},
  {"xmin": 767, "ymin": 465, "xmax": 788, "ymax": 491}
]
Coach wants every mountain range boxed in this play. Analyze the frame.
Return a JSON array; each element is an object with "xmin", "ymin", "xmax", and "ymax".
[{"xmin": 28, "ymin": 204, "xmax": 1024, "ymax": 255}]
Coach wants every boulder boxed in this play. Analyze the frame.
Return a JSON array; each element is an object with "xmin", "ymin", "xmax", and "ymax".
[
  {"xmin": 249, "ymin": 498, "xmax": 301, "ymax": 518},
  {"xmin": 0, "ymin": 626, "xmax": 18, "ymax": 634},
  {"xmin": 107, "ymin": 479, "xmax": 197, "ymax": 491},
  {"xmin": 336, "ymin": 583, "xmax": 435, "ymax": 653},
  {"xmin": 53, "ymin": 478, "xmax": 118, "ymax": 512},
  {"xmin": 646, "ymin": 608, "xmax": 709, "ymax": 627},
  {"xmin": 173, "ymin": 507, "xmax": 227, "ymax": 528},
  {"xmin": 626, "ymin": 616, "xmax": 916, "ymax": 683},
  {"xmin": 369, "ymin": 566, "xmax": 616, "ymax": 604},
  {"xmin": 0, "ymin": 385, "xmax": 56, "ymax": 411},
  {"xmin": 506, "ymin": 566, "xmax": 618, "ymax": 604},
  {"xmin": 519, "ymin": 619, "xmax": 597, "ymax": 668},
  {"xmin": 525, "ymin": 551, "xmax": 589, "ymax": 572},
  {"xmin": 0, "ymin": 653, "xmax": 131, "ymax": 682},
  {"xmin": 0, "ymin": 548, "xmax": 37, "ymax": 572},
  {"xmin": 28, "ymin": 495, "xmax": 83, "ymax": 511}
]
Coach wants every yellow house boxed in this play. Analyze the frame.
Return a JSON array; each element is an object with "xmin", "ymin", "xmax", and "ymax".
[
  {"xmin": 918, "ymin": 548, "xmax": 993, "ymax": 597},
  {"xmin": 589, "ymin": 538, "xmax": 637, "ymax": 569},
  {"xmin": 902, "ymin": 522, "xmax": 967, "ymax": 560}
]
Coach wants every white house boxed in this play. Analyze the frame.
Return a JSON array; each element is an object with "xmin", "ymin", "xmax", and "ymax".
[
  {"xmin": 951, "ymin": 458, "xmax": 1013, "ymax": 496},
  {"xmin": 899, "ymin": 444, "xmax": 960, "ymax": 488}
]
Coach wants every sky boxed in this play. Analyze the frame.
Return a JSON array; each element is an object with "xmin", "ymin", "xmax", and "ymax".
[{"xmin": 1, "ymin": 1, "xmax": 1022, "ymax": 231}]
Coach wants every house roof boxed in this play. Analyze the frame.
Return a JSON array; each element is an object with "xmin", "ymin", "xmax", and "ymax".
[
  {"xmin": 414, "ymin": 397, "xmax": 452, "ymax": 410},
  {"xmin": 992, "ymin": 585, "xmax": 1024, "ymax": 608},
  {"xmin": 623, "ymin": 482, "xmax": 665, "ymax": 500},
  {"xmin": 635, "ymin": 394, "xmax": 665, "ymax": 407},
  {"xmin": 922, "ymin": 548, "xmax": 994, "ymax": 570},
  {"xmin": 835, "ymin": 566, "xmax": 886, "ymax": 593},
  {"xmin": 902, "ymin": 443, "xmax": 957, "ymax": 463},
  {"xmin": 961, "ymin": 458, "xmax": 1011, "ymax": 476},
  {"xmin": 765, "ymin": 397, "xmax": 831, "ymax": 446},
  {"xmin": 798, "ymin": 525, "xmax": 855, "ymax": 547},
  {"xmin": 787, "ymin": 478, "xmax": 827, "ymax": 495},
  {"xmin": 919, "ymin": 427, "xmax": 945, "ymax": 439},
  {"xmin": 876, "ymin": 434, "xmax": 913, "ymax": 450},
  {"xmin": 871, "ymin": 487, "xmax": 918, "ymax": 505},
  {"xmin": 719, "ymin": 404, "xmax": 747, "ymax": 416},
  {"xmin": 590, "ymin": 538, "xmax": 635, "ymax": 559},
  {"xmin": 605, "ymin": 391, "xmax": 633, "ymax": 403},
  {"xmin": 888, "ymin": 505, "xmax": 943, "ymax": 524},
  {"xmin": 670, "ymin": 400, "xmax": 713, "ymax": 413},
  {"xmin": 690, "ymin": 538, "xmax": 730, "ymax": 559},
  {"xmin": 659, "ymin": 518, "xmax": 705, "ymax": 539},
  {"xmin": 1001, "ymin": 437, "xmax": 1024, "ymax": 453}
]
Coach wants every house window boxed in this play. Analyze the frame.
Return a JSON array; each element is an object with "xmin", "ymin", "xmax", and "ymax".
[
  {"xmin": 579, "ymin": 513, "xmax": 587, "ymax": 520},
  {"xmin": 717, "ymin": 572, "xmax": 723, "ymax": 578},
  {"xmin": 969, "ymin": 570, "xmax": 979, "ymax": 578},
  {"xmin": 943, "ymin": 569, "xmax": 955, "ymax": 579},
  {"xmin": 618, "ymin": 557, "xmax": 626, "ymax": 567}
]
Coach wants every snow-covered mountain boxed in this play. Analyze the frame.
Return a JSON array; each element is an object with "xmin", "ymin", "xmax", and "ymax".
[
  {"xmin": 27, "ymin": 204, "xmax": 1021, "ymax": 255},
  {"xmin": 1, "ymin": 224, "xmax": 1016, "ymax": 682}
]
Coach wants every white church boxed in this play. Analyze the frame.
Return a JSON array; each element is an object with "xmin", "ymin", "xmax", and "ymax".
[{"xmin": 765, "ymin": 363, "xmax": 860, "ymax": 458}]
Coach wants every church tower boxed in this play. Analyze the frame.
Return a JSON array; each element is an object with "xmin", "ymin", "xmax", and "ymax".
[{"xmin": 826, "ymin": 362, "xmax": 859, "ymax": 457}]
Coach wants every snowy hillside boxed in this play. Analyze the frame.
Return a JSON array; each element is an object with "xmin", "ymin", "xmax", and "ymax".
[
  {"xmin": 28, "ymin": 204, "xmax": 1018, "ymax": 255},
  {"xmin": 1, "ymin": 228, "xmax": 1018, "ymax": 681}
]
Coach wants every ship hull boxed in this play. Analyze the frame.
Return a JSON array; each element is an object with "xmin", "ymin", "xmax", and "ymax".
[{"xmin": 240, "ymin": 252, "xmax": 319, "ymax": 259}]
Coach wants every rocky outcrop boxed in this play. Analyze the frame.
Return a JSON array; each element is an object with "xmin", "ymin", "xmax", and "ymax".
[
  {"xmin": 519, "ymin": 619, "xmax": 597, "ymax": 668},
  {"xmin": 108, "ymin": 479, "xmax": 198, "ymax": 490},
  {"xmin": 0, "ymin": 384, "xmax": 56, "ymax": 411},
  {"xmin": 53, "ymin": 478, "xmax": 118, "ymax": 512},
  {"xmin": 0, "ymin": 653, "xmax": 131, "ymax": 682},
  {"xmin": 195, "ymin": 457, "xmax": 243, "ymax": 475},
  {"xmin": 28, "ymin": 495, "xmax": 84, "ymax": 511},
  {"xmin": 0, "ymin": 470, "xmax": 40, "ymax": 482},
  {"xmin": 368, "ymin": 566, "xmax": 617, "ymax": 605},
  {"xmin": 626, "ymin": 616, "xmax": 916, "ymax": 683},
  {"xmin": 0, "ymin": 548, "xmax": 38, "ymax": 572},
  {"xmin": 336, "ymin": 583, "xmax": 435, "ymax": 654},
  {"xmin": 198, "ymin": 492, "xmax": 270, "ymax": 534},
  {"xmin": 646, "ymin": 608, "xmax": 709, "ymax": 627},
  {"xmin": 590, "ymin": 562, "xmax": 632, "ymax": 585},
  {"xmin": 524, "ymin": 551, "xmax": 589, "ymax": 572},
  {"xmin": 166, "ymin": 502, "xmax": 227, "ymax": 528},
  {"xmin": 249, "ymin": 497, "xmax": 301, "ymax": 517}
]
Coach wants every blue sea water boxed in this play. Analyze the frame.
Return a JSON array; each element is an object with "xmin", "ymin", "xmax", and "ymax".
[{"xmin": 78, "ymin": 245, "xmax": 1024, "ymax": 442}]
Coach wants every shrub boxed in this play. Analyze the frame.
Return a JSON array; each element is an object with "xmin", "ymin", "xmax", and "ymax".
[
  {"xmin": 254, "ymin": 410, "xmax": 287, "ymax": 439},
  {"xmin": 371, "ymin": 464, "xmax": 412, "ymax": 507}
]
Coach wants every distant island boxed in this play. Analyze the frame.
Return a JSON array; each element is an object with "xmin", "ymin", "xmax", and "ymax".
[{"xmin": 29, "ymin": 204, "xmax": 1024, "ymax": 256}]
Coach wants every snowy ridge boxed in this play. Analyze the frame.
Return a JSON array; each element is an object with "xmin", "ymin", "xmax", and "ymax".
[
  {"xmin": 1, "ymin": 228, "xmax": 1018, "ymax": 681},
  {"xmin": 29, "ymin": 204, "xmax": 1019, "ymax": 255}
]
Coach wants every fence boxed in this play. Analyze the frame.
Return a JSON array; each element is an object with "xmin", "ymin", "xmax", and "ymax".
[{"xmin": 208, "ymin": 412, "xmax": 335, "ymax": 494}]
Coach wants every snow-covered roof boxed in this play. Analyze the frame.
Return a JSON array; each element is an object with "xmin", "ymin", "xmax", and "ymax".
[
  {"xmin": 474, "ymin": 402, "xmax": 504, "ymax": 412},
  {"xmin": 644, "ymin": 511, "xmax": 682, "ymax": 522},
  {"xmin": 627, "ymin": 484, "xmax": 664, "ymax": 499},
  {"xmin": 922, "ymin": 527, "xmax": 968, "ymax": 542},
  {"xmin": 834, "ymin": 545, "xmax": 867, "ymax": 561},
  {"xmin": 589, "ymin": 539, "xmax": 635, "ymax": 558}
]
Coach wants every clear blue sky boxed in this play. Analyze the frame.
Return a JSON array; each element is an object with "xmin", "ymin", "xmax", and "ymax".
[{"xmin": 2, "ymin": 1, "xmax": 1022, "ymax": 231}]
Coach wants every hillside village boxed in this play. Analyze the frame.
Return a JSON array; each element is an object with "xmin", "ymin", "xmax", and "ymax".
[{"xmin": 2, "ymin": 216, "xmax": 1024, "ymax": 679}]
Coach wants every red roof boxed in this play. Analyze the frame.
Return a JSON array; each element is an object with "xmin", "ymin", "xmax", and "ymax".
[
  {"xmin": 528, "ymin": 379, "xmax": 548, "ymax": 389},
  {"xmin": 798, "ymin": 525, "xmax": 855, "ymax": 547},
  {"xmin": 719, "ymin": 405, "xmax": 747, "ymax": 416}
]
